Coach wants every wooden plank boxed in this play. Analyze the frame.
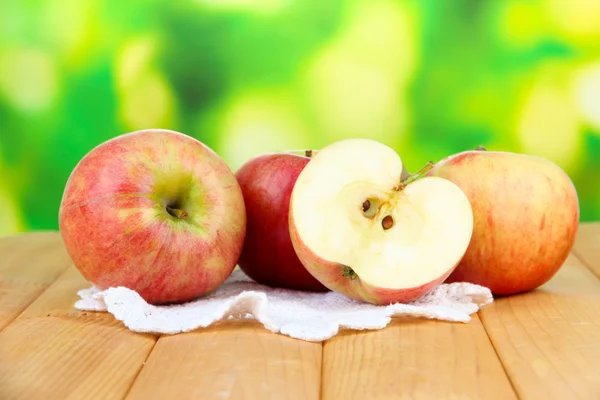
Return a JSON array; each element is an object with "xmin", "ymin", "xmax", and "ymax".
[
  {"xmin": 126, "ymin": 321, "xmax": 322, "ymax": 400},
  {"xmin": 572, "ymin": 222, "xmax": 600, "ymax": 278},
  {"xmin": 479, "ymin": 253, "xmax": 600, "ymax": 399},
  {"xmin": 0, "ymin": 232, "xmax": 71, "ymax": 332},
  {"xmin": 19, "ymin": 266, "xmax": 94, "ymax": 319},
  {"xmin": 321, "ymin": 314, "xmax": 517, "ymax": 400},
  {"xmin": 0, "ymin": 281, "xmax": 47, "ymax": 332},
  {"xmin": 0, "ymin": 264, "xmax": 158, "ymax": 400},
  {"xmin": 0, "ymin": 231, "xmax": 70, "ymax": 282}
]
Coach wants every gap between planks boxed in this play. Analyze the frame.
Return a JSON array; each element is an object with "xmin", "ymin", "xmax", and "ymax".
[{"xmin": 120, "ymin": 338, "xmax": 160, "ymax": 400}]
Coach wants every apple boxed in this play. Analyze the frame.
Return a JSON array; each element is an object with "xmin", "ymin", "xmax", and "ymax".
[
  {"xmin": 59, "ymin": 129, "xmax": 246, "ymax": 305},
  {"xmin": 426, "ymin": 147, "xmax": 580, "ymax": 295},
  {"xmin": 235, "ymin": 150, "xmax": 329, "ymax": 292},
  {"xmin": 288, "ymin": 138, "xmax": 474, "ymax": 305}
]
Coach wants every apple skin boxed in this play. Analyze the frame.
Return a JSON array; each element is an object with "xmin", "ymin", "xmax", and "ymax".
[
  {"xmin": 59, "ymin": 129, "xmax": 246, "ymax": 305},
  {"xmin": 426, "ymin": 149, "xmax": 580, "ymax": 296},
  {"xmin": 235, "ymin": 152, "xmax": 328, "ymax": 292},
  {"xmin": 288, "ymin": 220, "xmax": 452, "ymax": 304}
]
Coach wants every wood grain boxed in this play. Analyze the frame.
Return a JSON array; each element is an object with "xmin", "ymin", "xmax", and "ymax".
[
  {"xmin": 0, "ymin": 264, "xmax": 158, "ymax": 400},
  {"xmin": 1, "ymin": 226, "xmax": 600, "ymax": 399},
  {"xmin": 126, "ymin": 321, "xmax": 322, "ymax": 400},
  {"xmin": 19, "ymin": 266, "xmax": 92, "ymax": 319},
  {"xmin": 0, "ymin": 232, "xmax": 70, "ymax": 282},
  {"xmin": 0, "ymin": 232, "xmax": 71, "ymax": 331},
  {"xmin": 0, "ymin": 315, "xmax": 156, "ymax": 400},
  {"xmin": 479, "ymin": 254, "xmax": 600, "ymax": 399},
  {"xmin": 572, "ymin": 222, "xmax": 600, "ymax": 278},
  {"xmin": 321, "ymin": 314, "xmax": 517, "ymax": 400},
  {"xmin": 0, "ymin": 281, "xmax": 46, "ymax": 332}
]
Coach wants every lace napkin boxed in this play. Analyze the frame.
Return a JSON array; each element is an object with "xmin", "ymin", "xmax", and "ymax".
[{"xmin": 74, "ymin": 268, "xmax": 493, "ymax": 342}]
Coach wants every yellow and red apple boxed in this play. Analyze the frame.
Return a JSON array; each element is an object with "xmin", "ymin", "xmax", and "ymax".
[
  {"xmin": 59, "ymin": 129, "xmax": 246, "ymax": 305},
  {"xmin": 427, "ymin": 148, "xmax": 580, "ymax": 295}
]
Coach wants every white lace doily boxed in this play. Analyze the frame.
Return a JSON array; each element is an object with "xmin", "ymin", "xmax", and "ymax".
[{"xmin": 75, "ymin": 269, "xmax": 493, "ymax": 342}]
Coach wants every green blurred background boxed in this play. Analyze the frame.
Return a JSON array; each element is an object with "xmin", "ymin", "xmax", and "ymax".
[{"xmin": 1, "ymin": 0, "xmax": 599, "ymax": 236}]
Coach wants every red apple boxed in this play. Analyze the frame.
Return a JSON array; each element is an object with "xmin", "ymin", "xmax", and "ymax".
[
  {"xmin": 288, "ymin": 138, "xmax": 474, "ymax": 305},
  {"xmin": 59, "ymin": 129, "xmax": 246, "ymax": 305},
  {"xmin": 427, "ymin": 148, "xmax": 580, "ymax": 295},
  {"xmin": 235, "ymin": 150, "xmax": 328, "ymax": 292}
]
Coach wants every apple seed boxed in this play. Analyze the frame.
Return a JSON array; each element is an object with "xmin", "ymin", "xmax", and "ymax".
[
  {"xmin": 362, "ymin": 199, "xmax": 371, "ymax": 212},
  {"xmin": 382, "ymin": 215, "xmax": 394, "ymax": 230},
  {"xmin": 361, "ymin": 198, "xmax": 379, "ymax": 218}
]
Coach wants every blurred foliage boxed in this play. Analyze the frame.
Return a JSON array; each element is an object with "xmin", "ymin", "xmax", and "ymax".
[{"xmin": 1, "ymin": 0, "xmax": 599, "ymax": 236}]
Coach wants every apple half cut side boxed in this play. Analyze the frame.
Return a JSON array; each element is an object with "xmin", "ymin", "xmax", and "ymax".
[{"xmin": 288, "ymin": 138, "xmax": 475, "ymax": 305}]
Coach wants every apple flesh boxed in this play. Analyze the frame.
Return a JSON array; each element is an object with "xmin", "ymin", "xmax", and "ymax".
[
  {"xmin": 427, "ymin": 148, "xmax": 580, "ymax": 295},
  {"xmin": 59, "ymin": 129, "xmax": 246, "ymax": 305},
  {"xmin": 288, "ymin": 138, "xmax": 474, "ymax": 305},
  {"xmin": 235, "ymin": 150, "xmax": 328, "ymax": 292}
]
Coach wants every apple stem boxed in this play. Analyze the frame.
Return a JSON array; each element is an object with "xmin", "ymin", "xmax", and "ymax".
[
  {"xmin": 166, "ymin": 206, "xmax": 188, "ymax": 219},
  {"xmin": 282, "ymin": 149, "xmax": 319, "ymax": 158},
  {"xmin": 397, "ymin": 161, "xmax": 435, "ymax": 189},
  {"xmin": 474, "ymin": 145, "xmax": 487, "ymax": 151}
]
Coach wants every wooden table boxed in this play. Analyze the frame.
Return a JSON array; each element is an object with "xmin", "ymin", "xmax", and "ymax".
[{"xmin": 0, "ymin": 223, "xmax": 599, "ymax": 400}]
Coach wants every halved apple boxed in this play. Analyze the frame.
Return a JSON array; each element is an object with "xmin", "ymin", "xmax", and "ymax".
[{"xmin": 288, "ymin": 138, "xmax": 474, "ymax": 305}]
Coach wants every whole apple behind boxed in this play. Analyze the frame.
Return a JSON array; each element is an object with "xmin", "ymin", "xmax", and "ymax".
[
  {"xmin": 235, "ymin": 152, "xmax": 329, "ymax": 292},
  {"xmin": 427, "ymin": 149, "xmax": 580, "ymax": 295},
  {"xmin": 59, "ymin": 129, "xmax": 247, "ymax": 305}
]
